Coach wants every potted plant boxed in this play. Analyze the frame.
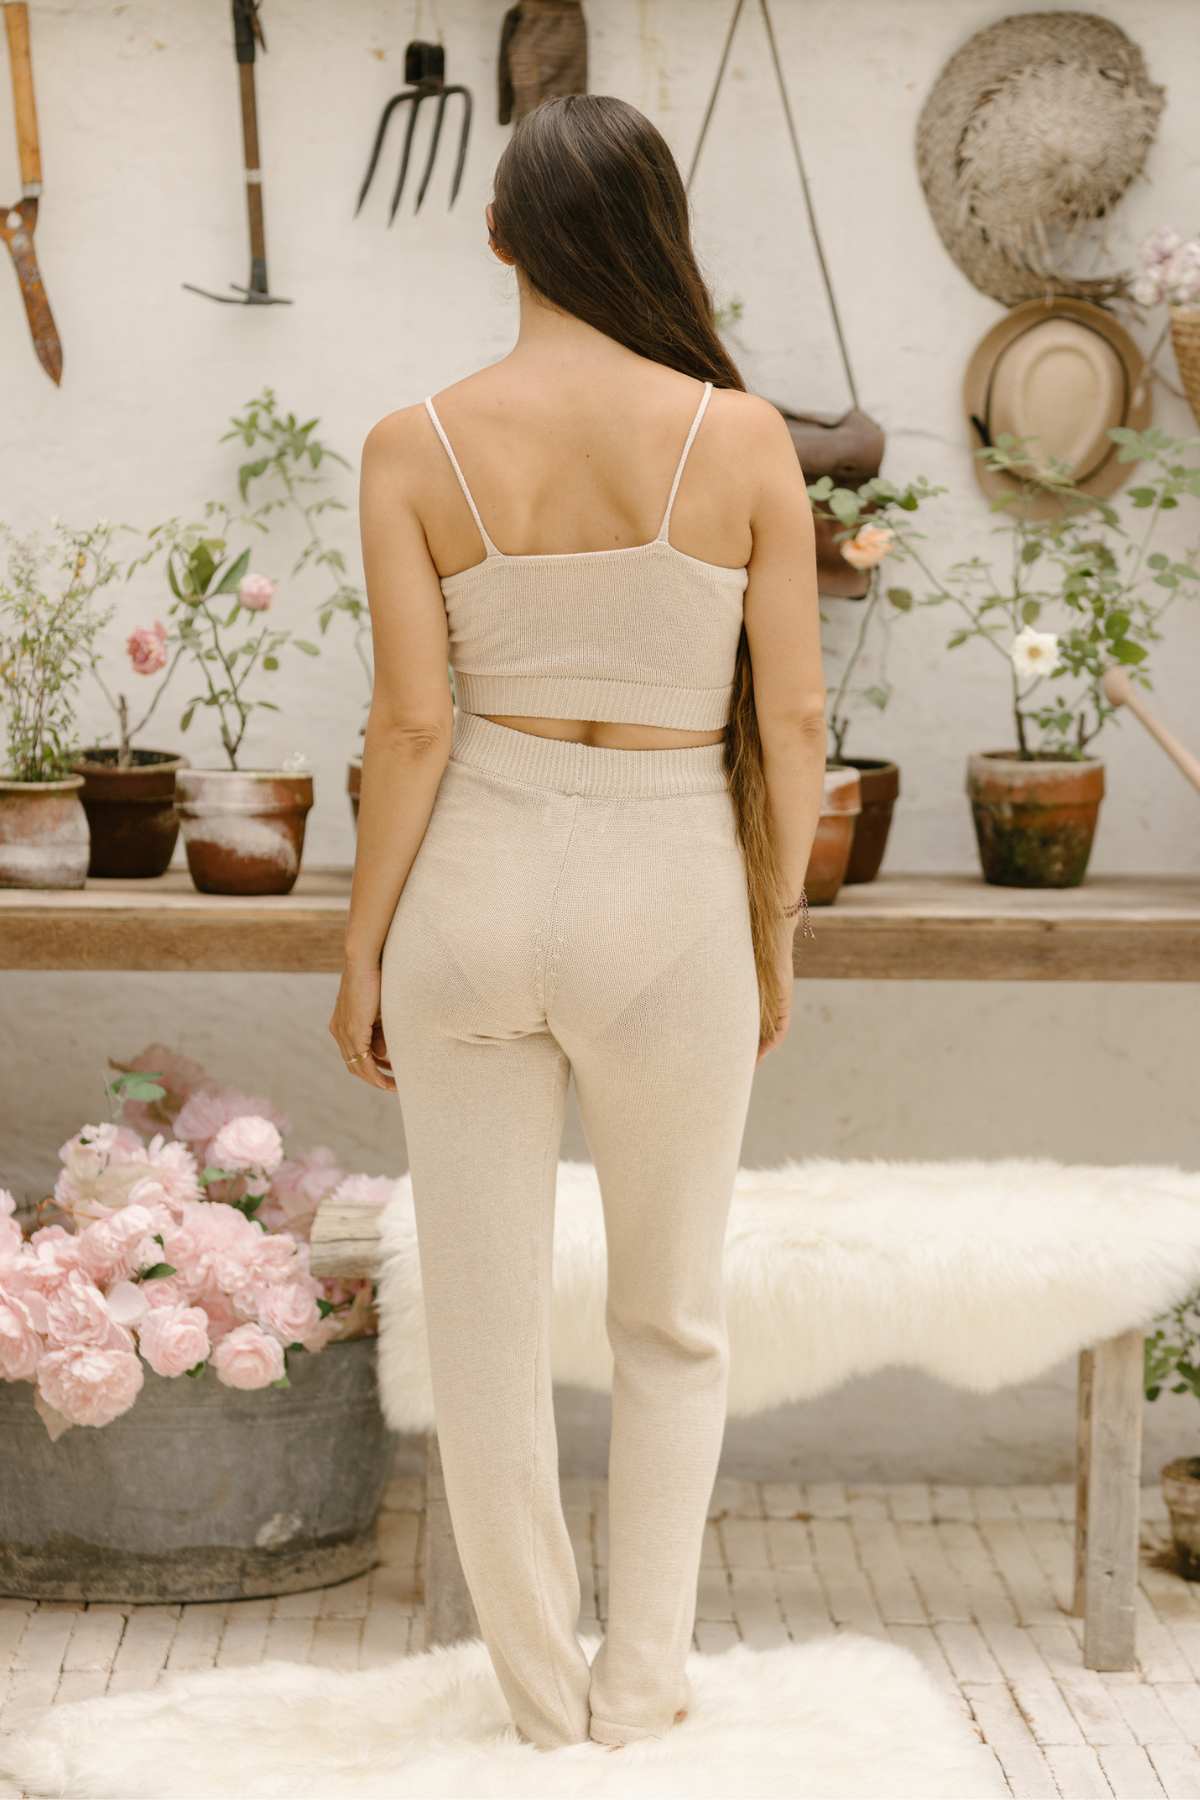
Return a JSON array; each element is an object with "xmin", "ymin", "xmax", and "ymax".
[
  {"xmin": 1131, "ymin": 225, "xmax": 1200, "ymax": 432},
  {"xmin": 0, "ymin": 1045, "xmax": 392, "ymax": 1601},
  {"xmin": 910, "ymin": 428, "xmax": 1200, "ymax": 886},
  {"xmin": 0, "ymin": 522, "xmax": 114, "ymax": 889},
  {"xmin": 222, "ymin": 390, "xmax": 374, "ymax": 823},
  {"xmin": 77, "ymin": 611, "xmax": 188, "ymax": 880},
  {"xmin": 807, "ymin": 475, "xmax": 942, "ymax": 886},
  {"xmin": 1146, "ymin": 1290, "xmax": 1200, "ymax": 1579},
  {"xmin": 130, "ymin": 513, "xmax": 321, "ymax": 895}
]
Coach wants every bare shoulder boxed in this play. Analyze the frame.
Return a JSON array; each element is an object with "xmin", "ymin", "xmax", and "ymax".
[
  {"xmin": 361, "ymin": 401, "xmax": 433, "ymax": 472},
  {"xmin": 709, "ymin": 387, "xmax": 795, "ymax": 456}
]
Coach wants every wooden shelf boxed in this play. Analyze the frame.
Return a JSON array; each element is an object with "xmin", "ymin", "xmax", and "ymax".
[{"xmin": 1, "ymin": 871, "xmax": 1197, "ymax": 981}]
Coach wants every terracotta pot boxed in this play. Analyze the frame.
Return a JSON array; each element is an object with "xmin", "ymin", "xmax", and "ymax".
[
  {"xmin": 967, "ymin": 750, "xmax": 1104, "ymax": 888},
  {"xmin": 348, "ymin": 753, "xmax": 362, "ymax": 825},
  {"xmin": 840, "ymin": 757, "xmax": 900, "ymax": 885},
  {"xmin": 804, "ymin": 766, "xmax": 862, "ymax": 905},
  {"xmin": 1162, "ymin": 1457, "xmax": 1200, "ymax": 1581},
  {"xmin": 175, "ymin": 769, "xmax": 314, "ymax": 896},
  {"xmin": 75, "ymin": 748, "xmax": 187, "ymax": 879},
  {"xmin": 0, "ymin": 776, "xmax": 90, "ymax": 890}
]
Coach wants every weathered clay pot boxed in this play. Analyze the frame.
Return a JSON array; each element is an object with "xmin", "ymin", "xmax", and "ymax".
[
  {"xmin": 348, "ymin": 753, "xmax": 362, "ymax": 825},
  {"xmin": 0, "ymin": 1338, "xmax": 393, "ymax": 1602},
  {"xmin": 804, "ymin": 766, "xmax": 862, "ymax": 905},
  {"xmin": 0, "ymin": 776, "xmax": 90, "ymax": 890},
  {"xmin": 176, "ymin": 768, "xmax": 314, "ymax": 896},
  {"xmin": 840, "ymin": 757, "xmax": 900, "ymax": 885},
  {"xmin": 1162, "ymin": 1457, "xmax": 1200, "ymax": 1581},
  {"xmin": 967, "ymin": 750, "xmax": 1104, "ymax": 888},
  {"xmin": 75, "ymin": 748, "xmax": 187, "ymax": 879}
]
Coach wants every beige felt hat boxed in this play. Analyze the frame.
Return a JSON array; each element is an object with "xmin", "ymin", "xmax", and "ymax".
[
  {"xmin": 917, "ymin": 12, "xmax": 1165, "ymax": 307},
  {"xmin": 963, "ymin": 297, "xmax": 1152, "ymax": 516}
]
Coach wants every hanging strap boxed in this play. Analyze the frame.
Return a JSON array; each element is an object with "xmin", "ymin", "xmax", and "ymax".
[
  {"xmin": 423, "ymin": 395, "xmax": 502, "ymax": 558},
  {"xmin": 656, "ymin": 381, "xmax": 713, "ymax": 543}
]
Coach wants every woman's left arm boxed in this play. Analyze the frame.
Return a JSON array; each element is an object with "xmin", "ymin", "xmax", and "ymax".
[{"xmin": 329, "ymin": 410, "xmax": 455, "ymax": 1091}]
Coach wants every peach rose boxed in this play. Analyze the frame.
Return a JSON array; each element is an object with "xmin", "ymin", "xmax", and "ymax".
[
  {"xmin": 211, "ymin": 1322, "xmax": 285, "ymax": 1390},
  {"xmin": 238, "ymin": 573, "xmax": 276, "ymax": 612},
  {"xmin": 36, "ymin": 1343, "xmax": 144, "ymax": 1427},
  {"xmin": 841, "ymin": 523, "xmax": 895, "ymax": 570},
  {"xmin": 127, "ymin": 621, "xmax": 168, "ymax": 676},
  {"xmin": 138, "ymin": 1304, "xmax": 211, "ymax": 1378}
]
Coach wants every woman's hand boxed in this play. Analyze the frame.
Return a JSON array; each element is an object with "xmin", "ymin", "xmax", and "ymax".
[
  {"xmin": 756, "ymin": 930, "xmax": 796, "ymax": 1063},
  {"xmin": 329, "ymin": 960, "xmax": 395, "ymax": 1092}
]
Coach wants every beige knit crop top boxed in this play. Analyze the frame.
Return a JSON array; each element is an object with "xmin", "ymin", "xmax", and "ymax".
[{"xmin": 424, "ymin": 379, "xmax": 749, "ymax": 730}]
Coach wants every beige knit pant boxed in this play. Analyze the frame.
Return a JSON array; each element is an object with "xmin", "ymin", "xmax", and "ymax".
[{"xmin": 380, "ymin": 712, "xmax": 760, "ymax": 1750}]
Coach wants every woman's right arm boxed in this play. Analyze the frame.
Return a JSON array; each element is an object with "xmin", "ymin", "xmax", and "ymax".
[{"xmin": 741, "ymin": 397, "xmax": 827, "ymax": 1057}]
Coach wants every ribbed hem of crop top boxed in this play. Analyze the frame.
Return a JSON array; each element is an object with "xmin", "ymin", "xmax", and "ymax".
[{"xmin": 452, "ymin": 671, "xmax": 734, "ymax": 730}]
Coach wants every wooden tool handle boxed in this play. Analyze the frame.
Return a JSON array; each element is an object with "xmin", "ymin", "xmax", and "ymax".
[
  {"xmin": 1101, "ymin": 666, "xmax": 1200, "ymax": 797},
  {"xmin": 3, "ymin": 3, "xmax": 42, "ymax": 192}
]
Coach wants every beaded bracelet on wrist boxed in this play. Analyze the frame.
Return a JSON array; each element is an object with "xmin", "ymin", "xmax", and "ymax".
[{"xmin": 780, "ymin": 886, "xmax": 815, "ymax": 940}]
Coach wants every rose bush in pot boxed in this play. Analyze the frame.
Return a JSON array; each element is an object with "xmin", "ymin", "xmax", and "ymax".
[
  {"xmin": 130, "ymin": 513, "xmax": 321, "ymax": 895},
  {"xmin": 78, "ymin": 609, "xmax": 188, "ymax": 880},
  {"xmin": 0, "ymin": 521, "xmax": 115, "ymax": 889}
]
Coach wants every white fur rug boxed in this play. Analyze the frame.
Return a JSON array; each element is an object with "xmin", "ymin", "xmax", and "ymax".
[
  {"xmin": 0, "ymin": 1633, "xmax": 1004, "ymax": 1800},
  {"xmin": 377, "ymin": 1155, "xmax": 1200, "ymax": 1430}
]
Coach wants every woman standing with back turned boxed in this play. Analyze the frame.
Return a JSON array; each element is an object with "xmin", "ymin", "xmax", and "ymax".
[{"xmin": 330, "ymin": 95, "xmax": 825, "ymax": 1752}]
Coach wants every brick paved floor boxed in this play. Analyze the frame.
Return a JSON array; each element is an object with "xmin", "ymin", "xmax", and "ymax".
[{"xmin": 3, "ymin": 1476, "xmax": 1200, "ymax": 1798}]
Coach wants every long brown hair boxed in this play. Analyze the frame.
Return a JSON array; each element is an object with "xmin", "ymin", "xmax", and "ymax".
[{"xmin": 491, "ymin": 94, "xmax": 789, "ymax": 1041}]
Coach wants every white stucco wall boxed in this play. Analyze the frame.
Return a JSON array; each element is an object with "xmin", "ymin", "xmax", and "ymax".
[{"xmin": 3, "ymin": 0, "xmax": 1198, "ymax": 1480}]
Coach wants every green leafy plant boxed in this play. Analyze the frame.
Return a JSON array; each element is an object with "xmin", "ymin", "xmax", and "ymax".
[
  {"xmin": 1146, "ymin": 1294, "xmax": 1200, "ymax": 1404},
  {"xmin": 0, "ymin": 521, "xmax": 119, "ymax": 781},
  {"xmin": 916, "ymin": 428, "xmax": 1200, "ymax": 758},
  {"xmin": 222, "ymin": 390, "xmax": 371, "ymax": 697},
  {"xmin": 806, "ymin": 475, "xmax": 943, "ymax": 760}
]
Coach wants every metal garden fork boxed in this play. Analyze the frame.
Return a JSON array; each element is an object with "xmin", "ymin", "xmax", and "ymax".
[{"xmin": 354, "ymin": 40, "xmax": 473, "ymax": 221}]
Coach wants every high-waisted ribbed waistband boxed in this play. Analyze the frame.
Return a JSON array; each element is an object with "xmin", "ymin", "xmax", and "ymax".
[{"xmin": 449, "ymin": 710, "xmax": 731, "ymax": 798}]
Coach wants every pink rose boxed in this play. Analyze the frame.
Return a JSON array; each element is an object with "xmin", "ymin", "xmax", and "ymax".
[
  {"xmin": 127, "ymin": 621, "xmax": 168, "ymax": 677},
  {"xmin": 211, "ymin": 1322, "xmax": 285, "ymax": 1390},
  {"xmin": 841, "ymin": 523, "xmax": 895, "ymax": 570},
  {"xmin": 211, "ymin": 1115, "xmax": 284, "ymax": 1176},
  {"xmin": 43, "ymin": 1269, "xmax": 133, "ymax": 1353},
  {"xmin": 76, "ymin": 1204, "xmax": 164, "ymax": 1285},
  {"xmin": 173, "ymin": 1089, "xmax": 288, "ymax": 1163},
  {"xmin": 137, "ymin": 1304, "xmax": 210, "ymax": 1378},
  {"xmin": 238, "ymin": 573, "xmax": 276, "ymax": 612},
  {"xmin": 254, "ymin": 1279, "xmax": 321, "ymax": 1347},
  {"xmin": 37, "ymin": 1343, "xmax": 144, "ymax": 1427},
  {"xmin": 0, "ymin": 1286, "xmax": 42, "ymax": 1380}
]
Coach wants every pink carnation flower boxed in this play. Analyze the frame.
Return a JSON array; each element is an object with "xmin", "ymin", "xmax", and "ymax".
[
  {"xmin": 0, "ymin": 1286, "xmax": 42, "ymax": 1381},
  {"xmin": 211, "ymin": 1115, "xmax": 284, "ymax": 1176},
  {"xmin": 137, "ymin": 1304, "xmax": 211, "ymax": 1378},
  {"xmin": 43, "ymin": 1269, "xmax": 134, "ymax": 1353},
  {"xmin": 76, "ymin": 1203, "xmax": 166, "ymax": 1286},
  {"xmin": 37, "ymin": 1343, "xmax": 144, "ymax": 1427},
  {"xmin": 211, "ymin": 1322, "xmax": 284, "ymax": 1390},
  {"xmin": 173, "ymin": 1089, "xmax": 289, "ymax": 1163},
  {"xmin": 267, "ymin": 1147, "xmax": 344, "ymax": 1237},
  {"xmin": 254, "ymin": 1278, "xmax": 321, "ymax": 1347},
  {"xmin": 127, "ymin": 621, "xmax": 168, "ymax": 677},
  {"xmin": 330, "ymin": 1173, "xmax": 398, "ymax": 1210}
]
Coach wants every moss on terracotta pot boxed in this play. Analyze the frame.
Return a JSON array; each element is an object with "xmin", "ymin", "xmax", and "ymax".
[{"xmin": 967, "ymin": 751, "xmax": 1105, "ymax": 888}]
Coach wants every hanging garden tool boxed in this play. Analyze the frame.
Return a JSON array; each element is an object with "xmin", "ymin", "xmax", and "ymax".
[
  {"xmin": 1, "ymin": 3, "xmax": 62, "ymax": 384},
  {"xmin": 183, "ymin": 0, "xmax": 291, "ymax": 305},
  {"xmin": 355, "ymin": 40, "xmax": 473, "ymax": 221}
]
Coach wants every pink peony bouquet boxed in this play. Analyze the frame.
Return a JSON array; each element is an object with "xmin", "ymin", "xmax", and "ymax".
[{"xmin": 0, "ymin": 1045, "xmax": 392, "ymax": 1438}]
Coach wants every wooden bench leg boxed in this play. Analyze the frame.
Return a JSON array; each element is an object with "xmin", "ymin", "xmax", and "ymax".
[
  {"xmin": 1074, "ymin": 1332, "xmax": 1144, "ymax": 1672},
  {"xmin": 423, "ymin": 1426, "xmax": 479, "ymax": 1649}
]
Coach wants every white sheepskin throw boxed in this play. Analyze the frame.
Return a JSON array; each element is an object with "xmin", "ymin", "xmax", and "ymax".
[
  {"xmin": 377, "ymin": 1156, "xmax": 1200, "ymax": 1432},
  {"xmin": 0, "ymin": 1632, "xmax": 1004, "ymax": 1799}
]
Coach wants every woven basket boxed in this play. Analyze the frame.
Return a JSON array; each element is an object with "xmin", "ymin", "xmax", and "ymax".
[{"xmin": 1170, "ymin": 307, "xmax": 1200, "ymax": 430}]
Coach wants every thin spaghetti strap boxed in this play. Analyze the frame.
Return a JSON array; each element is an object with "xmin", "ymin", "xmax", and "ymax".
[
  {"xmin": 423, "ymin": 396, "xmax": 502, "ymax": 559},
  {"xmin": 655, "ymin": 380, "xmax": 714, "ymax": 544}
]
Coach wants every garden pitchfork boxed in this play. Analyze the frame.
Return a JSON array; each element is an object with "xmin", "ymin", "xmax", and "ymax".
[{"xmin": 355, "ymin": 40, "xmax": 472, "ymax": 221}]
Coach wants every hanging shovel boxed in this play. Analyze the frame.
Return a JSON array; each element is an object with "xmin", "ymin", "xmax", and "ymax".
[
  {"xmin": 1, "ymin": 3, "xmax": 62, "ymax": 384},
  {"xmin": 183, "ymin": 0, "xmax": 291, "ymax": 305}
]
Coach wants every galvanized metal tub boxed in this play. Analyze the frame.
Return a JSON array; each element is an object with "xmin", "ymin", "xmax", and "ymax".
[{"xmin": 0, "ymin": 1337, "xmax": 393, "ymax": 1602}]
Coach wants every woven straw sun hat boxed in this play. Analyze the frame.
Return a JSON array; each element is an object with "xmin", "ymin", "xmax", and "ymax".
[
  {"xmin": 963, "ymin": 296, "xmax": 1152, "ymax": 516},
  {"xmin": 917, "ymin": 11, "xmax": 1165, "ymax": 306}
]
